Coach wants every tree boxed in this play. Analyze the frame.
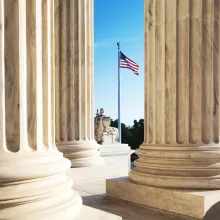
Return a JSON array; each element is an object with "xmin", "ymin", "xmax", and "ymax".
[
  {"xmin": 130, "ymin": 119, "xmax": 144, "ymax": 149},
  {"xmin": 111, "ymin": 119, "xmax": 144, "ymax": 150},
  {"xmin": 111, "ymin": 119, "xmax": 132, "ymax": 144}
]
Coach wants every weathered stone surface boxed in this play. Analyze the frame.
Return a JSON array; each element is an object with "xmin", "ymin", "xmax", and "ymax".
[{"xmin": 107, "ymin": 177, "xmax": 220, "ymax": 219}]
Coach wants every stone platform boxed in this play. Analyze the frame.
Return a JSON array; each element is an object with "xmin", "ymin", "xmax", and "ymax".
[
  {"xmin": 106, "ymin": 177, "xmax": 220, "ymax": 219},
  {"xmin": 83, "ymin": 194, "xmax": 194, "ymax": 220},
  {"xmin": 68, "ymin": 144, "xmax": 133, "ymax": 195},
  {"xmin": 76, "ymin": 205, "xmax": 121, "ymax": 220}
]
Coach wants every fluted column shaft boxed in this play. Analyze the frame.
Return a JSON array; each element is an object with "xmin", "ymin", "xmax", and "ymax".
[
  {"xmin": 130, "ymin": 0, "xmax": 220, "ymax": 189},
  {"xmin": 0, "ymin": 0, "xmax": 82, "ymax": 219},
  {"xmin": 55, "ymin": 0, "xmax": 104, "ymax": 167}
]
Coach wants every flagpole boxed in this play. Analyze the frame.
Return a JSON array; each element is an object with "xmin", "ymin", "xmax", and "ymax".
[{"xmin": 117, "ymin": 42, "xmax": 121, "ymax": 143}]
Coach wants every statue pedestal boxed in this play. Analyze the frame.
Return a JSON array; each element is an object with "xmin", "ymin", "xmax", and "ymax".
[
  {"xmin": 99, "ymin": 143, "xmax": 134, "ymax": 159},
  {"xmin": 99, "ymin": 143, "xmax": 134, "ymax": 176}
]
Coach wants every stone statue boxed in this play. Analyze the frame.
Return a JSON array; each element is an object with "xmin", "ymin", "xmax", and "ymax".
[
  {"xmin": 96, "ymin": 108, "xmax": 106, "ymax": 118},
  {"xmin": 94, "ymin": 108, "xmax": 118, "ymax": 144},
  {"xmin": 96, "ymin": 109, "xmax": 99, "ymax": 117}
]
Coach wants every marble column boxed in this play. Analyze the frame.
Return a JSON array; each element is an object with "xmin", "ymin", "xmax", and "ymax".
[
  {"xmin": 0, "ymin": 0, "xmax": 82, "ymax": 219},
  {"xmin": 55, "ymin": 0, "xmax": 104, "ymax": 167},
  {"xmin": 130, "ymin": 0, "xmax": 220, "ymax": 189}
]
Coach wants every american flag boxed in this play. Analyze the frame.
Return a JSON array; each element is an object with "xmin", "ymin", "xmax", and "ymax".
[{"xmin": 120, "ymin": 51, "xmax": 139, "ymax": 75}]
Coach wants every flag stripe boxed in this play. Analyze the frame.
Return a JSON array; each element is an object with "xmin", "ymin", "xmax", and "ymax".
[
  {"xmin": 120, "ymin": 62, "xmax": 138, "ymax": 70},
  {"xmin": 120, "ymin": 65, "xmax": 138, "ymax": 71},
  {"xmin": 121, "ymin": 66, "xmax": 139, "ymax": 75},
  {"xmin": 125, "ymin": 60, "xmax": 138, "ymax": 68},
  {"xmin": 120, "ymin": 59, "xmax": 139, "ymax": 68},
  {"xmin": 126, "ymin": 57, "xmax": 138, "ymax": 66},
  {"xmin": 120, "ymin": 64, "xmax": 139, "ymax": 72}
]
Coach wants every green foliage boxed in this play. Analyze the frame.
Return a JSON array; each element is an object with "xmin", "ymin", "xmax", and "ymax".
[{"xmin": 110, "ymin": 119, "xmax": 144, "ymax": 150}]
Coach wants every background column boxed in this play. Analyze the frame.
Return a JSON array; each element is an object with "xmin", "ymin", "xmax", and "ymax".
[
  {"xmin": 130, "ymin": 0, "xmax": 220, "ymax": 189},
  {"xmin": 55, "ymin": 0, "xmax": 104, "ymax": 167},
  {"xmin": 0, "ymin": 0, "xmax": 82, "ymax": 219}
]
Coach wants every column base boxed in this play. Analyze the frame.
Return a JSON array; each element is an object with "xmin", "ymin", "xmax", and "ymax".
[
  {"xmin": 57, "ymin": 140, "xmax": 104, "ymax": 168},
  {"xmin": 106, "ymin": 177, "xmax": 220, "ymax": 219},
  {"xmin": 0, "ymin": 149, "xmax": 82, "ymax": 220},
  {"xmin": 133, "ymin": 145, "xmax": 220, "ymax": 189}
]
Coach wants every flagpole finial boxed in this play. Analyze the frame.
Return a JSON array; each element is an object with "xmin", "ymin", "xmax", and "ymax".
[{"xmin": 117, "ymin": 42, "xmax": 120, "ymax": 49}]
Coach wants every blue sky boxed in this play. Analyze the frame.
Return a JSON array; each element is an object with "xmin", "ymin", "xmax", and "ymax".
[{"xmin": 94, "ymin": 0, "xmax": 144, "ymax": 126}]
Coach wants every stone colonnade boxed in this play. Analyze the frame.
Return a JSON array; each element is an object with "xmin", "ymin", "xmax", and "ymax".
[
  {"xmin": 2, "ymin": 0, "xmax": 220, "ymax": 219},
  {"xmin": 0, "ymin": 0, "xmax": 82, "ymax": 219},
  {"xmin": 130, "ymin": 0, "xmax": 220, "ymax": 189},
  {"xmin": 55, "ymin": 0, "xmax": 104, "ymax": 167}
]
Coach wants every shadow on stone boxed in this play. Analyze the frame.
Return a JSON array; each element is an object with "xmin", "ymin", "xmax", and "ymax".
[
  {"xmin": 203, "ymin": 201, "xmax": 220, "ymax": 220},
  {"xmin": 82, "ymin": 194, "xmax": 200, "ymax": 220}
]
